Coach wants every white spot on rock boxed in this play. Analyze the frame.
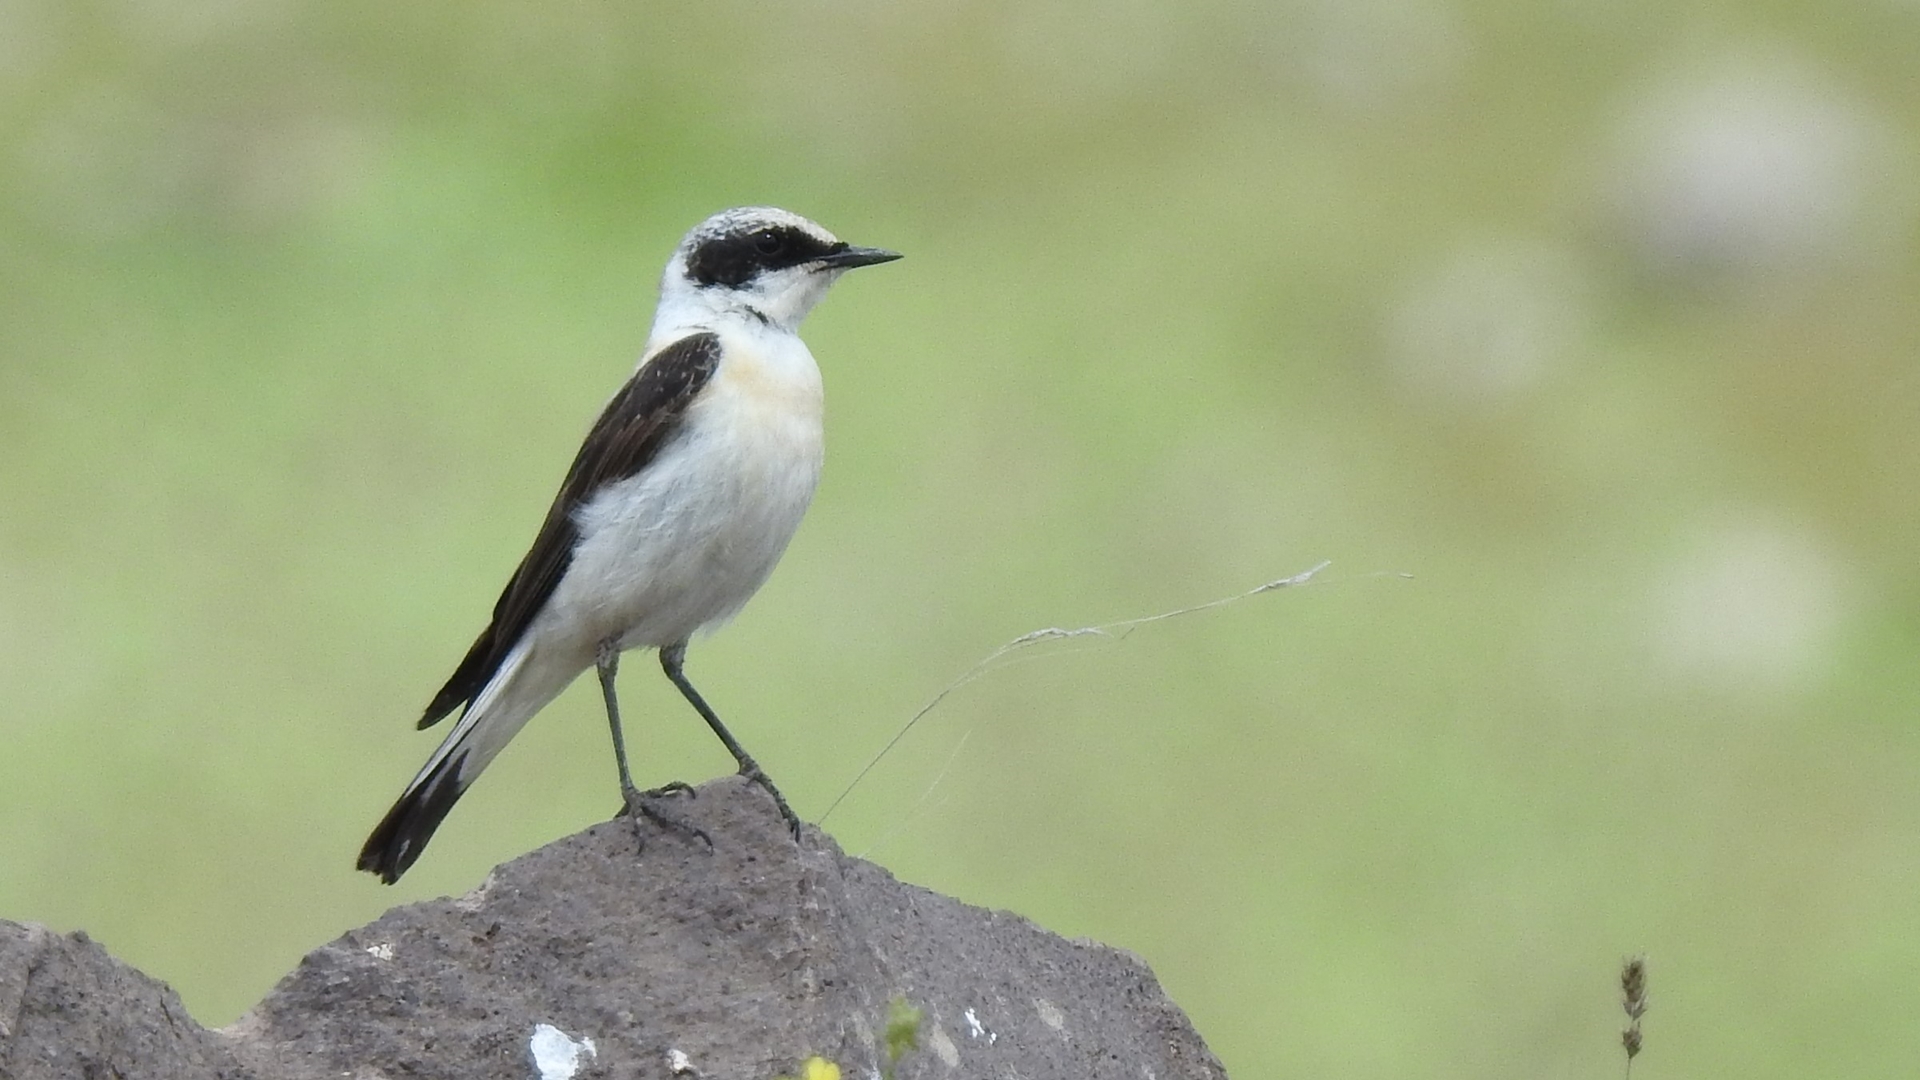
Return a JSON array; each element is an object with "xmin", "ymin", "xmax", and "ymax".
[
  {"xmin": 963, "ymin": 1007, "xmax": 997, "ymax": 1044},
  {"xmin": 1034, "ymin": 998, "xmax": 1066, "ymax": 1032},
  {"xmin": 529, "ymin": 1023, "xmax": 597, "ymax": 1080},
  {"xmin": 666, "ymin": 1047, "xmax": 697, "ymax": 1075},
  {"xmin": 364, "ymin": 943, "xmax": 394, "ymax": 961}
]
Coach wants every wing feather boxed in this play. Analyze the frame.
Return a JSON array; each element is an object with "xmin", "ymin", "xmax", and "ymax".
[{"xmin": 418, "ymin": 331, "xmax": 723, "ymax": 728}]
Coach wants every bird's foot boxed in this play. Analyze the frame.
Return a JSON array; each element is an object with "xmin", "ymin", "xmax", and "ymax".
[
  {"xmin": 615, "ymin": 781, "xmax": 713, "ymax": 852},
  {"xmin": 737, "ymin": 765, "xmax": 802, "ymax": 841}
]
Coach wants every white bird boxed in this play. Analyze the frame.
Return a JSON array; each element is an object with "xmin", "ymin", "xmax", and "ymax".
[{"xmin": 358, "ymin": 207, "xmax": 900, "ymax": 883}]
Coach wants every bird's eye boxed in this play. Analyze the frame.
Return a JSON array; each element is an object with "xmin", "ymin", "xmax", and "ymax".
[{"xmin": 752, "ymin": 231, "xmax": 785, "ymax": 256}]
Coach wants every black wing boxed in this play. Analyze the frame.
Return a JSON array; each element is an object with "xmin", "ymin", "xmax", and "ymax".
[{"xmin": 417, "ymin": 332, "xmax": 723, "ymax": 728}]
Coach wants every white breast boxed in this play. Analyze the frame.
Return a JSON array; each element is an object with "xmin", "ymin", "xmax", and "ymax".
[{"xmin": 539, "ymin": 325, "xmax": 824, "ymax": 658}]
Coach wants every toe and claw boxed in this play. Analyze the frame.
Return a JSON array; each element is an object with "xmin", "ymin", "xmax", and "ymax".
[
  {"xmin": 737, "ymin": 764, "xmax": 802, "ymax": 840},
  {"xmin": 597, "ymin": 640, "xmax": 803, "ymax": 854},
  {"xmin": 615, "ymin": 780, "xmax": 712, "ymax": 851}
]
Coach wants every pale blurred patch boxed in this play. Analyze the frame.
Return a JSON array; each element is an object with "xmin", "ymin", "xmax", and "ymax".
[
  {"xmin": 0, "ymin": 0, "xmax": 60, "ymax": 85},
  {"xmin": 1278, "ymin": 0, "xmax": 1469, "ymax": 112},
  {"xmin": 16, "ymin": 86, "xmax": 201, "ymax": 238},
  {"xmin": 1602, "ymin": 46, "xmax": 1913, "ymax": 285},
  {"xmin": 16, "ymin": 86, "xmax": 377, "ymax": 236},
  {"xmin": 1383, "ymin": 237, "xmax": 1595, "ymax": 409},
  {"xmin": 222, "ymin": 119, "xmax": 380, "ymax": 230},
  {"xmin": 1000, "ymin": 0, "xmax": 1177, "ymax": 105},
  {"xmin": 109, "ymin": 0, "xmax": 295, "ymax": 49},
  {"xmin": 1650, "ymin": 513, "xmax": 1852, "ymax": 693},
  {"xmin": 0, "ymin": 564, "xmax": 91, "ymax": 763}
]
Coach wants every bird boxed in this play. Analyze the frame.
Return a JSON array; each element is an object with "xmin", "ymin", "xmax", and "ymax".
[{"xmin": 357, "ymin": 207, "xmax": 901, "ymax": 884}]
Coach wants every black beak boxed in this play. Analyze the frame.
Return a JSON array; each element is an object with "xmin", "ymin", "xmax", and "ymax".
[{"xmin": 817, "ymin": 245, "xmax": 903, "ymax": 270}]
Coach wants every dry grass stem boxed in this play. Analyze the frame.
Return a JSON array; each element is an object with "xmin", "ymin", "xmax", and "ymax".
[{"xmin": 819, "ymin": 562, "xmax": 1342, "ymax": 824}]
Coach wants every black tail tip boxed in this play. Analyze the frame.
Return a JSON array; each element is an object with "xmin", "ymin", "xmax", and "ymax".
[
  {"xmin": 355, "ymin": 850, "xmax": 405, "ymax": 886},
  {"xmin": 357, "ymin": 758, "xmax": 470, "ymax": 885},
  {"xmin": 357, "ymin": 815, "xmax": 421, "ymax": 885}
]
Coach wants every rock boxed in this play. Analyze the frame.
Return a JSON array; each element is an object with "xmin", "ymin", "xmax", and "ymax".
[
  {"xmin": 4, "ymin": 776, "xmax": 1229, "ymax": 1080},
  {"xmin": 0, "ymin": 922, "xmax": 239, "ymax": 1080}
]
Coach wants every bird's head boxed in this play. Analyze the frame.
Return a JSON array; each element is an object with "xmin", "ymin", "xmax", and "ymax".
[{"xmin": 658, "ymin": 207, "xmax": 901, "ymax": 333}]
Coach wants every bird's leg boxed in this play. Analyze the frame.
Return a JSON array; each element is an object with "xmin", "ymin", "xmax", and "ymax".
[
  {"xmin": 595, "ymin": 641, "xmax": 641, "ymax": 804},
  {"xmin": 659, "ymin": 641, "xmax": 801, "ymax": 839},
  {"xmin": 596, "ymin": 639, "xmax": 711, "ymax": 850}
]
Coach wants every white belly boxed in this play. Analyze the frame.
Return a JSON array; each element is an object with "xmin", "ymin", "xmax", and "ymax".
[{"xmin": 536, "ymin": 330, "xmax": 824, "ymax": 657}]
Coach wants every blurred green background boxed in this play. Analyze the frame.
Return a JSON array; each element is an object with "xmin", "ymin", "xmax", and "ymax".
[{"xmin": 4, "ymin": 1, "xmax": 1918, "ymax": 1076}]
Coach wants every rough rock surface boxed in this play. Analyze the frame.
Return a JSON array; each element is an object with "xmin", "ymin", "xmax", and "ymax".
[
  {"xmin": 0, "ymin": 921, "xmax": 241, "ymax": 1080},
  {"xmin": 3, "ymin": 776, "xmax": 1229, "ymax": 1080}
]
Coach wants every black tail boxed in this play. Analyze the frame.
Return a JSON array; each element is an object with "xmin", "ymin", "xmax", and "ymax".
[{"xmin": 356, "ymin": 751, "xmax": 472, "ymax": 884}]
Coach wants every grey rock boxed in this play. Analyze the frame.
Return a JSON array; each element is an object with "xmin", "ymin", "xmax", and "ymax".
[
  {"xmin": 3, "ymin": 776, "xmax": 1229, "ymax": 1080},
  {"xmin": 0, "ymin": 921, "xmax": 241, "ymax": 1080}
]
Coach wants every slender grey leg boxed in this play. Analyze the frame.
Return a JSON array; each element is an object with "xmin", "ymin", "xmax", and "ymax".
[
  {"xmin": 597, "ymin": 639, "xmax": 710, "ymax": 850},
  {"xmin": 595, "ymin": 641, "xmax": 641, "ymax": 803},
  {"xmin": 659, "ymin": 641, "xmax": 801, "ymax": 838}
]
